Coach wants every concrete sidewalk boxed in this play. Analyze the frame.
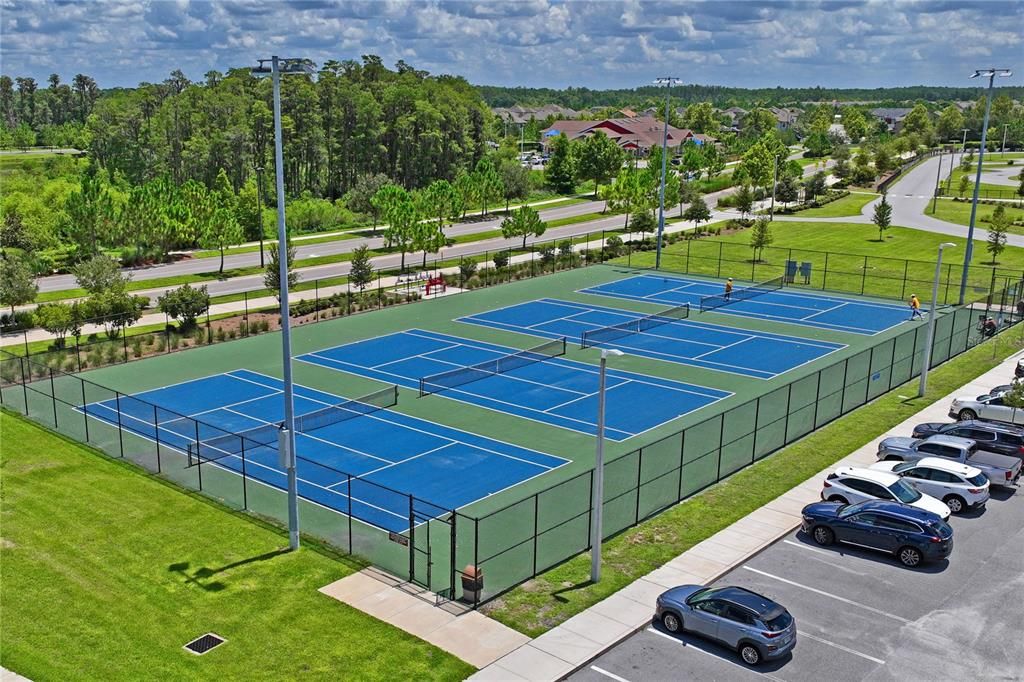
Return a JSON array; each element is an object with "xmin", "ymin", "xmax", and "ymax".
[{"xmin": 468, "ymin": 349, "xmax": 1022, "ymax": 681}]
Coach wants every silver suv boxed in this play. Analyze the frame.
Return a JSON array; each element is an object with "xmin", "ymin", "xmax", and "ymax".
[{"xmin": 656, "ymin": 585, "xmax": 796, "ymax": 665}]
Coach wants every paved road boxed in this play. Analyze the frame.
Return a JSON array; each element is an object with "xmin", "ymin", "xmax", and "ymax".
[{"xmin": 571, "ymin": 482, "xmax": 1024, "ymax": 682}]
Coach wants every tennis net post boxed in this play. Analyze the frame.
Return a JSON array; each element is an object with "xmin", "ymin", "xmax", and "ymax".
[
  {"xmin": 419, "ymin": 337, "xmax": 567, "ymax": 397},
  {"xmin": 580, "ymin": 303, "xmax": 690, "ymax": 349},
  {"xmin": 698, "ymin": 275, "xmax": 785, "ymax": 313}
]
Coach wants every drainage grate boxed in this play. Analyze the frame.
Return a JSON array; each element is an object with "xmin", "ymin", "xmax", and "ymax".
[{"xmin": 183, "ymin": 633, "xmax": 226, "ymax": 655}]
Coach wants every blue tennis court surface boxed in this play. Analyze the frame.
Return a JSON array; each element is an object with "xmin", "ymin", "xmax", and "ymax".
[
  {"xmin": 79, "ymin": 369, "xmax": 567, "ymax": 533},
  {"xmin": 459, "ymin": 298, "xmax": 844, "ymax": 379},
  {"xmin": 297, "ymin": 329, "xmax": 731, "ymax": 441},
  {"xmin": 581, "ymin": 274, "xmax": 912, "ymax": 335}
]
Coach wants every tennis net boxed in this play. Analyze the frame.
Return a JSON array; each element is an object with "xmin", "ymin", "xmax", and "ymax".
[
  {"xmin": 186, "ymin": 384, "xmax": 399, "ymax": 466},
  {"xmin": 418, "ymin": 337, "xmax": 566, "ymax": 396},
  {"xmin": 699, "ymin": 276, "xmax": 785, "ymax": 313},
  {"xmin": 580, "ymin": 303, "xmax": 690, "ymax": 349}
]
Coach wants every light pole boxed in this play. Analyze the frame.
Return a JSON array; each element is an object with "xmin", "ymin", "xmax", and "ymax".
[
  {"xmin": 958, "ymin": 68, "xmax": 1012, "ymax": 305},
  {"xmin": 253, "ymin": 164, "xmax": 265, "ymax": 268},
  {"xmin": 920, "ymin": 243, "xmax": 957, "ymax": 396},
  {"xmin": 931, "ymin": 146, "xmax": 943, "ymax": 214},
  {"xmin": 961, "ymin": 128, "xmax": 969, "ymax": 155},
  {"xmin": 252, "ymin": 55, "xmax": 314, "ymax": 551},
  {"xmin": 768, "ymin": 155, "xmax": 780, "ymax": 221},
  {"xmin": 1002, "ymin": 124, "xmax": 1009, "ymax": 155},
  {"xmin": 653, "ymin": 77, "xmax": 681, "ymax": 269},
  {"xmin": 590, "ymin": 347, "xmax": 623, "ymax": 583}
]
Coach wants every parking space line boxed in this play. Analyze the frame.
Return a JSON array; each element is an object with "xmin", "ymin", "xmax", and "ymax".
[
  {"xmin": 741, "ymin": 567, "xmax": 911, "ymax": 624},
  {"xmin": 782, "ymin": 539, "xmax": 833, "ymax": 556},
  {"xmin": 590, "ymin": 665, "xmax": 631, "ymax": 682},
  {"xmin": 797, "ymin": 631, "xmax": 886, "ymax": 665},
  {"xmin": 645, "ymin": 628, "xmax": 788, "ymax": 682}
]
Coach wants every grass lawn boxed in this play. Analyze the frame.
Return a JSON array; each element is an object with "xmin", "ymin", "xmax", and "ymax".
[
  {"xmin": 927, "ymin": 198, "xmax": 1024, "ymax": 233},
  {"xmin": 482, "ymin": 330, "xmax": 1024, "ymax": 636},
  {"xmin": 785, "ymin": 191, "xmax": 878, "ymax": 218},
  {"xmin": 0, "ymin": 412, "xmax": 474, "ymax": 681},
  {"xmin": 944, "ymin": 167, "xmax": 1017, "ymax": 194}
]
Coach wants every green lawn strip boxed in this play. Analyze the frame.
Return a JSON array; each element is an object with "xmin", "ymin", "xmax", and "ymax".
[
  {"xmin": 0, "ymin": 412, "xmax": 474, "ymax": 681},
  {"xmin": 545, "ymin": 211, "xmax": 614, "ymax": 229},
  {"xmin": 926, "ymin": 199, "xmax": 1024, "ymax": 232},
  {"xmin": 785, "ymin": 191, "xmax": 878, "ymax": 218},
  {"xmin": 482, "ymin": 332, "xmax": 1024, "ymax": 637},
  {"xmin": 944, "ymin": 167, "xmax": 1016, "ymax": 194}
]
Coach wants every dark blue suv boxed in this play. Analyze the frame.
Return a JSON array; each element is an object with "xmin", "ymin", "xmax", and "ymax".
[{"xmin": 800, "ymin": 499, "xmax": 953, "ymax": 567}]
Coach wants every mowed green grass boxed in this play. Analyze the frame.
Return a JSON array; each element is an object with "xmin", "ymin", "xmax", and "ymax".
[
  {"xmin": 0, "ymin": 412, "xmax": 474, "ymax": 681},
  {"xmin": 927, "ymin": 199, "xmax": 1024, "ymax": 233},
  {"xmin": 944, "ymin": 166, "xmax": 1017, "ymax": 194},
  {"xmin": 787, "ymin": 191, "xmax": 878, "ymax": 218}
]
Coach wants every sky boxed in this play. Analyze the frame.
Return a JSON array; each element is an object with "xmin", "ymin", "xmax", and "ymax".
[{"xmin": 1, "ymin": 0, "xmax": 1022, "ymax": 91}]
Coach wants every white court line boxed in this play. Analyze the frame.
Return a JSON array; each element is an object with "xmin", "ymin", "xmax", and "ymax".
[
  {"xmin": 741, "ymin": 566, "xmax": 911, "ymax": 624},
  {"xmin": 796, "ymin": 631, "xmax": 885, "ymax": 665},
  {"xmin": 590, "ymin": 666, "xmax": 631, "ymax": 682},
  {"xmin": 645, "ymin": 628, "xmax": 788, "ymax": 682}
]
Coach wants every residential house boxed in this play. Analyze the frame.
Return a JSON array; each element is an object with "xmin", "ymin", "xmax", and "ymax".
[
  {"xmin": 539, "ymin": 116, "xmax": 709, "ymax": 155},
  {"xmin": 492, "ymin": 104, "xmax": 579, "ymax": 125},
  {"xmin": 769, "ymin": 106, "xmax": 802, "ymax": 130},
  {"xmin": 870, "ymin": 107, "xmax": 913, "ymax": 132}
]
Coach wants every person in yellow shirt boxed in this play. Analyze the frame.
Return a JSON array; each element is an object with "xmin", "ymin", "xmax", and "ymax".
[
  {"xmin": 909, "ymin": 294, "xmax": 923, "ymax": 320},
  {"xmin": 724, "ymin": 278, "xmax": 733, "ymax": 301}
]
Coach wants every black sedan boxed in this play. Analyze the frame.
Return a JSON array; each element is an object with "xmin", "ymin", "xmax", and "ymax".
[{"xmin": 910, "ymin": 419, "xmax": 1024, "ymax": 460}]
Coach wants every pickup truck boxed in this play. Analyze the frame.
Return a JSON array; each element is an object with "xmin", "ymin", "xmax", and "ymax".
[{"xmin": 876, "ymin": 434, "xmax": 1021, "ymax": 489}]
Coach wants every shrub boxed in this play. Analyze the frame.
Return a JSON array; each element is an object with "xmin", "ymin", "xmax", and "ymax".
[
  {"xmin": 605, "ymin": 235, "xmax": 623, "ymax": 258},
  {"xmin": 539, "ymin": 245, "xmax": 556, "ymax": 265},
  {"xmin": 459, "ymin": 258, "xmax": 478, "ymax": 283},
  {"xmin": 492, "ymin": 250, "xmax": 510, "ymax": 269}
]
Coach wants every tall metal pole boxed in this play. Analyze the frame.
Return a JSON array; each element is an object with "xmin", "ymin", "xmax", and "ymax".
[
  {"xmin": 920, "ymin": 243, "xmax": 956, "ymax": 396},
  {"xmin": 1002, "ymin": 124, "xmax": 1009, "ymax": 155},
  {"xmin": 254, "ymin": 165, "xmax": 265, "ymax": 268},
  {"xmin": 959, "ymin": 69, "xmax": 1012, "ymax": 304},
  {"xmin": 931, "ymin": 147, "xmax": 943, "ymax": 214},
  {"xmin": 271, "ymin": 56, "xmax": 300, "ymax": 551},
  {"xmin": 590, "ymin": 348, "xmax": 622, "ymax": 583},
  {"xmin": 653, "ymin": 77, "xmax": 679, "ymax": 270},
  {"xmin": 961, "ymin": 128, "xmax": 969, "ymax": 154},
  {"xmin": 768, "ymin": 155, "xmax": 779, "ymax": 222}
]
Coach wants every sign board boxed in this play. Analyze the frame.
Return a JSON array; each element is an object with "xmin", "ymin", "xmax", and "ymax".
[
  {"xmin": 388, "ymin": 531, "xmax": 409, "ymax": 547},
  {"xmin": 872, "ymin": 372, "xmax": 881, "ymax": 381}
]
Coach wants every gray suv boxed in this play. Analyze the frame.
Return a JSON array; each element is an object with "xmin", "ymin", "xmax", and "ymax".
[{"xmin": 655, "ymin": 585, "xmax": 796, "ymax": 665}]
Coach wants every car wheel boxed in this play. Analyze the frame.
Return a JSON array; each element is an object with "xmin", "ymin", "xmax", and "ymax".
[
  {"xmin": 812, "ymin": 526, "xmax": 834, "ymax": 546},
  {"xmin": 739, "ymin": 644, "xmax": 762, "ymax": 666},
  {"xmin": 661, "ymin": 611, "xmax": 683, "ymax": 634},
  {"xmin": 826, "ymin": 495, "xmax": 848, "ymax": 504},
  {"xmin": 898, "ymin": 546, "xmax": 923, "ymax": 567},
  {"xmin": 958, "ymin": 409, "xmax": 978, "ymax": 420},
  {"xmin": 943, "ymin": 495, "xmax": 967, "ymax": 514}
]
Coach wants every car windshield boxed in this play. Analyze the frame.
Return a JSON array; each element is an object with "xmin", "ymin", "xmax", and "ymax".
[
  {"xmin": 967, "ymin": 473, "xmax": 988, "ymax": 486},
  {"xmin": 892, "ymin": 462, "xmax": 916, "ymax": 474},
  {"xmin": 763, "ymin": 610, "xmax": 792, "ymax": 632},
  {"xmin": 685, "ymin": 587, "xmax": 712, "ymax": 603},
  {"xmin": 889, "ymin": 479, "xmax": 921, "ymax": 503},
  {"xmin": 837, "ymin": 501, "xmax": 869, "ymax": 518},
  {"xmin": 925, "ymin": 519, "xmax": 953, "ymax": 537}
]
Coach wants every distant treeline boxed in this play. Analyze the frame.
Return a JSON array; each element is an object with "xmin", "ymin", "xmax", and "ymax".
[{"xmin": 476, "ymin": 84, "xmax": 1024, "ymax": 109}]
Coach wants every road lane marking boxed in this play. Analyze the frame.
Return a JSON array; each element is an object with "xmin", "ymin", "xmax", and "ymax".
[
  {"xmin": 797, "ymin": 631, "xmax": 886, "ymax": 664},
  {"xmin": 590, "ymin": 665, "xmax": 631, "ymax": 682},
  {"xmin": 645, "ymin": 628, "xmax": 788, "ymax": 682},
  {"xmin": 741, "ymin": 566, "xmax": 911, "ymax": 624}
]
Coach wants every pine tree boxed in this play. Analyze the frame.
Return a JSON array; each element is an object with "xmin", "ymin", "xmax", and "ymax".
[
  {"xmin": 264, "ymin": 238, "xmax": 298, "ymax": 301},
  {"xmin": 872, "ymin": 194, "xmax": 893, "ymax": 241},
  {"xmin": 349, "ymin": 244, "xmax": 374, "ymax": 291}
]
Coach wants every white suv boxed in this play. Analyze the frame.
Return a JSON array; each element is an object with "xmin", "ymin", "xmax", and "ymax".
[
  {"xmin": 871, "ymin": 457, "xmax": 990, "ymax": 514},
  {"xmin": 821, "ymin": 466, "xmax": 952, "ymax": 520}
]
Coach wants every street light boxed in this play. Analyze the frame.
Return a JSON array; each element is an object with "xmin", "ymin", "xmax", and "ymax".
[
  {"xmin": 961, "ymin": 127, "xmax": 969, "ymax": 155},
  {"xmin": 958, "ymin": 68, "xmax": 1012, "ymax": 305},
  {"xmin": 253, "ymin": 164, "xmax": 265, "ymax": 268},
  {"xmin": 653, "ymin": 77, "xmax": 681, "ymax": 270},
  {"xmin": 590, "ymin": 347, "xmax": 623, "ymax": 583},
  {"xmin": 931, "ymin": 146, "xmax": 944, "ymax": 214},
  {"xmin": 920, "ymin": 243, "xmax": 957, "ymax": 396},
  {"xmin": 252, "ymin": 55, "xmax": 315, "ymax": 551},
  {"xmin": 1002, "ymin": 123, "xmax": 1009, "ymax": 155},
  {"xmin": 768, "ymin": 154, "xmax": 780, "ymax": 222}
]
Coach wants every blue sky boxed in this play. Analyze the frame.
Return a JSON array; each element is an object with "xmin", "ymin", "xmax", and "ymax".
[{"xmin": 1, "ymin": 0, "xmax": 1021, "ymax": 90}]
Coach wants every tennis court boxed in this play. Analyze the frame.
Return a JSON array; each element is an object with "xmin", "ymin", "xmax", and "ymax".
[
  {"xmin": 581, "ymin": 273, "xmax": 913, "ymax": 335},
  {"xmin": 78, "ymin": 368, "xmax": 567, "ymax": 533},
  {"xmin": 458, "ymin": 298, "xmax": 845, "ymax": 379},
  {"xmin": 297, "ymin": 329, "xmax": 731, "ymax": 441}
]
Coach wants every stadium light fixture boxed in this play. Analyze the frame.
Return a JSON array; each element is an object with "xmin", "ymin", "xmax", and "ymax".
[
  {"xmin": 591, "ymin": 347, "xmax": 624, "ymax": 583},
  {"xmin": 959, "ymin": 68, "xmax": 1012, "ymax": 305},
  {"xmin": 251, "ymin": 56, "xmax": 315, "ymax": 551},
  {"xmin": 920, "ymin": 243, "xmax": 956, "ymax": 397},
  {"xmin": 654, "ymin": 77, "xmax": 682, "ymax": 270}
]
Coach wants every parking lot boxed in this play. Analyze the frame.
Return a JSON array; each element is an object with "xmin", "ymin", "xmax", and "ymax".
[{"xmin": 569, "ymin": 483, "xmax": 1023, "ymax": 682}]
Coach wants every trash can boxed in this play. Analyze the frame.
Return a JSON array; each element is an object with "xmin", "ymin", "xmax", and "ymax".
[{"xmin": 461, "ymin": 565, "xmax": 484, "ymax": 603}]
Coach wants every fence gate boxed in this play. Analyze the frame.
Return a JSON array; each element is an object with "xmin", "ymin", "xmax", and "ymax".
[{"xmin": 408, "ymin": 507, "xmax": 456, "ymax": 601}]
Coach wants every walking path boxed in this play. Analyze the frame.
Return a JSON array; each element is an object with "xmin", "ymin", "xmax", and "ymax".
[{"xmin": 463, "ymin": 347, "xmax": 1022, "ymax": 681}]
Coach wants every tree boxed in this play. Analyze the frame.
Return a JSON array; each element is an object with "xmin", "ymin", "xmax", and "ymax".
[
  {"xmin": 873, "ymin": 145, "xmax": 895, "ymax": 175},
  {"xmin": 682, "ymin": 102, "xmax": 719, "ymax": 134},
  {"xmin": 499, "ymin": 158, "xmax": 530, "ymax": 212},
  {"xmin": 1018, "ymin": 174, "xmax": 1024, "ymax": 200},
  {"xmin": 545, "ymin": 132, "xmax": 576, "ymax": 194},
  {"xmin": 1, "ymin": 209, "xmax": 30, "ymax": 254},
  {"xmin": 235, "ymin": 177, "xmax": 265, "ymax": 245},
  {"xmin": 418, "ymin": 179, "xmax": 461, "ymax": 238},
  {"xmin": 474, "ymin": 157, "xmax": 503, "ymax": 216},
  {"xmin": 734, "ymin": 184, "xmax": 755, "ymax": 219},
  {"xmin": 344, "ymin": 173, "xmax": 391, "ymax": 233},
  {"xmin": 454, "ymin": 170, "xmax": 479, "ymax": 219},
  {"xmin": 842, "ymin": 108, "xmax": 867, "ymax": 142},
  {"xmin": 11, "ymin": 122, "xmax": 35, "ymax": 150},
  {"xmin": 576, "ymin": 131, "xmax": 625, "ymax": 199},
  {"xmin": 872, "ymin": 194, "xmax": 893, "ymax": 241},
  {"xmin": 158, "ymin": 284, "xmax": 210, "ymax": 329},
  {"xmin": 0, "ymin": 254, "xmax": 38, "ymax": 313},
  {"xmin": 372, "ymin": 184, "xmax": 419, "ymax": 272},
  {"xmin": 775, "ymin": 175, "xmax": 799, "ymax": 206},
  {"xmin": 500, "ymin": 205, "xmax": 546, "ymax": 248},
  {"xmin": 682, "ymin": 196, "xmax": 711, "ymax": 227},
  {"xmin": 264, "ymin": 238, "xmax": 298, "ymax": 301},
  {"xmin": 958, "ymin": 174, "xmax": 971, "ymax": 199},
  {"xmin": 900, "ymin": 104, "xmax": 933, "ymax": 143},
  {"xmin": 631, "ymin": 211, "xmax": 656, "ymax": 237},
  {"xmin": 937, "ymin": 104, "xmax": 966, "ymax": 142},
  {"xmin": 201, "ymin": 207, "xmax": 243, "ymax": 275},
  {"xmin": 987, "ymin": 205, "xmax": 1009, "ymax": 263},
  {"xmin": 741, "ymin": 108, "xmax": 778, "ymax": 139},
  {"xmin": 87, "ymin": 289, "xmax": 146, "ymax": 338},
  {"xmin": 806, "ymin": 172, "xmax": 828, "ymax": 201},
  {"xmin": 749, "ymin": 218, "xmax": 773, "ymax": 262},
  {"xmin": 73, "ymin": 254, "xmax": 125, "ymax": 295},
  {"xmin": 349, "ymin": 244, "xmax": 374, "ymax": 291},
  {"xmin": 34, "ymin": 302, "xmax": 76, "ymax": 347}
]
